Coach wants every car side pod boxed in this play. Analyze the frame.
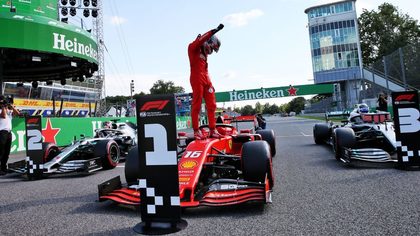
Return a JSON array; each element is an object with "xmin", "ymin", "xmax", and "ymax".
[{"xmin": 341, "ymin": 148, "xmax": 397, "ymax": 167}]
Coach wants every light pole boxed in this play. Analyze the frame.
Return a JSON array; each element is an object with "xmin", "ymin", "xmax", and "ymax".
[{"xmin": 130, "ymin": 80, "xmax": 134, "ymax": 99}]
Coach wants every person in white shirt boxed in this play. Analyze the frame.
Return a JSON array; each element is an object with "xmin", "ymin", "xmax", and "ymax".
[{"xmin": 0, "ymin": 95, "xmax": 20, "ymax": 175}]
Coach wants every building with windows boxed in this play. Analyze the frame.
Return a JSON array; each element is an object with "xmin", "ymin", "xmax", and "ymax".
[{"xmin": 305, "ymin": 0, "xmax": 363, "ymax": 109}]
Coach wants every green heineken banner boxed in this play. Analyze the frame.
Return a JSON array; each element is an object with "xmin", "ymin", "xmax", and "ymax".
[
  {"xmin": 215, "ymin": 84, "xmax": 334, "ymax": 102},
  {"xmin": 10, "ymin": 116, "xmax": 193, "ymax": 154},
  {"xmin": 0, "ymin": 0, "xmax": 58, "ymax": 19},
  {"xmin": 0, "ymin": 13, "xmax": 98, "ymax": 63}
]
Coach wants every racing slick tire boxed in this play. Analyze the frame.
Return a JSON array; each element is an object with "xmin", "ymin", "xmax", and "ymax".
[
  {"xmin": 125, "ymin": 147, "xmax": 139, "ymax": 185},
  {"xmin": 242, "ymin": 141, "xmax": 271, "ymax": 184},
  {"xmin": 42, "ymin": 142, "xmax": 61, "ymax": 163},
  {"xmin": 94, "ymin": 140, "xmax": 120, "ymax": 169},
  {"xmin": 313, "ymin": 123, "xmax": 330, "ymax": 145},
  {"xmin": 334, "ymin": 128, "xmax": 356, "ymax": 161},
  {"xmin": 256, "ymin": 129, "xmax": 276, "ymax": 157}
]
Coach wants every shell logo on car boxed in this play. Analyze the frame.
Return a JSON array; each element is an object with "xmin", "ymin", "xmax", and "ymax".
[{"xmin": 181, "ymin": 160, "xmax": 197, "ymax": 169}]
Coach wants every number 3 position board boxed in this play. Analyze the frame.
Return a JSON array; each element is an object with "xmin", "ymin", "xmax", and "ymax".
[
  {"xmin": 134, "ymin": 94, "xmax": 186, "ymax": 234},
  {"xmin": 391, "ymin": 91, "xmax": 420, "ymax": 168}
]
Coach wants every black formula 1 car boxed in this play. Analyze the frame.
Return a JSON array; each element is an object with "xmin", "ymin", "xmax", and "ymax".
[
  {"xmin": 94, "ymin": 120, "xmax": 138, "ymax": 157},
  {"xmin": 98, "ymin": 118, "xmax": 276, "ymax": 207},
  {"xmin": 8, "ymin": 121, "xmax": 137, "ymax": 176},
  {"xmin": 8, "ymin": 138, "xmax": 121, "ymax": 176},
  {"xmin": 313, "ymin": 106, "xmax": 397, "ymax": 166}
]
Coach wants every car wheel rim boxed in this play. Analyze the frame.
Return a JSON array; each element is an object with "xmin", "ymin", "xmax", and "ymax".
[{"xmin": 109, "ymin": 145, "xmax": 119, "ymax": 162}]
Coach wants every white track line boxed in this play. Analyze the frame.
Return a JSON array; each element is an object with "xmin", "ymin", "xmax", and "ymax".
[
  {"xmin": 300, "ymin": 132, "xmax": 312, "ymax": 137},
  {"xmin": 276, "ymin": 134, "xmax": 313, "ymax": 138}
]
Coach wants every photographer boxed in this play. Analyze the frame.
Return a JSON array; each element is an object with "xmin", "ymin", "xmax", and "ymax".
[
  {"xmin": 0, "ymin": 95, "xmax": 20, "ymax": 175},
  {"xmin": 256, "ymin": 113, "xmax": 266, "ymax": 130}
]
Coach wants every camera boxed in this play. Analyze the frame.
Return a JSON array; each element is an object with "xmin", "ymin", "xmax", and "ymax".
[{"xmin": 0, "ymin": 95, "xmax": 13, "ymax": 107}]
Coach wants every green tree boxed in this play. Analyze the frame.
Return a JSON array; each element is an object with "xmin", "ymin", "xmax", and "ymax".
[
  {"xmin": 279, "ymin": 103, "xmax": 288, "ymax": 114},
  {"xmin": 287, "ymin": 97, "xmax": 306, "ymax": 114},
  {"xmin": 262, "ymin": 102, "xmax": 271, "ymax": 114},
  {"xmin": 254, "ymin": 102, "xmax": 263, "ymax": 114},
  {"xmin": 106, "ymin": 95, "xmax": 129, "ymax": 105},
  {"xmin": 359, "ymin": 3, "xmax": 420, "ymax": 65},
  {"xmin": 132, "ymin": 91, "xmax": 147, "ymax": 99},
  {"xmin": 268, "ymin": 104, "xmax": 279, "ymax": 115},
  {"xmin": 149, "ymin": 80, "xmax": 185, "ymax": 94},
  {"xmin": 241, "ymin": 105, "xmax": 254, "ymax": 115}
]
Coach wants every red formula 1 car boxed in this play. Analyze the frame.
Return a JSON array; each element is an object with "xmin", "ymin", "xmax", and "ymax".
[{"xmin": 98, "ymin": 120, "xmax": 276, "ymax": 208}]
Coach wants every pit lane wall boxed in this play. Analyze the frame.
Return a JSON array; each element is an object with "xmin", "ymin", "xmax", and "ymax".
[{"xmin": 9, "ymin": 116, "xmax": 194, "ymax": 154}]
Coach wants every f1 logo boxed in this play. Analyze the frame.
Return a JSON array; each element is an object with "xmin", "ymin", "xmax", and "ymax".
[
  {"xmin": 398, "ymin": 108, "xmax": 420, "ymax": 133},
  {"xmin": 395, "ymin": 94, "xmax": 415, "ymax": 102},
  {"xmin": 141, "ymin": 100, "xmax": 169, "ymax": 111},
  {"xmin": 27, "ymin": 118, "xmax": 40, "ymax": 124}
]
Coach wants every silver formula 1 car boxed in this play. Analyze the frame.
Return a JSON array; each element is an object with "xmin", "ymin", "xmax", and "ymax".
[
  {"xmin": 313, "ymin": 104, "xmax": 397, "ymax": 166},
  {"xmin": 8, "ymin": 121, "xmax": 137, "ymax": 176},
  {"xmin": 8, "ymin": 139, "xmax": 120, "ymax": 175}
]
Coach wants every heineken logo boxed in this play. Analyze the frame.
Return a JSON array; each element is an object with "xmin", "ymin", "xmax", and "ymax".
[
  {"xmin": 52, "ymin": 33, "xmax": 97, "ymax": 60},
  {"xmin": 229, "ymin": 88, "xmax": 286, "ymax": 101}
]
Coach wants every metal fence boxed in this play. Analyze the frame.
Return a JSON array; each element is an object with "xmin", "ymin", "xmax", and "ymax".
[
  {"xmin": 360, "ymin": 43, "xmax": 419, "ymax": 101},
  {"xmin": 306, "ymin": 44, "xmax": 419, "ymax": 113}
]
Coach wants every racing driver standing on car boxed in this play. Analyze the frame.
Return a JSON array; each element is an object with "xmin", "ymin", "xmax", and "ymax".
[{"xmin": 188, "ymin": 23, "xmax": 224, "ymax": 139}]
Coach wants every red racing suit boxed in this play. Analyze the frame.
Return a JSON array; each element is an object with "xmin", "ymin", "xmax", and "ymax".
[{"xmin": 188, "ymin": 30, "xmax": 217, "ymax": 131}]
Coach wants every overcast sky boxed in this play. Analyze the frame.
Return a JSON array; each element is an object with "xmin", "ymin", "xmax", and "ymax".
[{"xmin": 101, "ymin": 0, "xmax": 420, "ymax": 107}]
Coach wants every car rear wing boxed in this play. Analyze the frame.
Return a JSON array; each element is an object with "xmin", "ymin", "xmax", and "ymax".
[{"xmin": 325, "ymin": 110, "xmax": 350, "ymax": 122}]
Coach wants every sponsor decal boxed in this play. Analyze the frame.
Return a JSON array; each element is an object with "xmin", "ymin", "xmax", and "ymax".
[
  {"xmin": 209, "ymin": 183, "xmax": 249, "ymax": 191},
  {"xmin": 287, "ymin": 86, "xmax": 298, "ymax": 96},
  {"xmin": 179, "ymin": 177, "xmax": 190, "ymax": 182},
  {"xmin": 42, "ymin": 119, "xmax": 61, "ymax": 144},
  {"xmin": 52, "ymin": 33, "xmax": 97, "ymax": 60},
  {"xmin": 181, "ymin": 160, "xmax": 197, "ymax": 169},
  {"xmin": 176, "ymin": 116, "xmax": 192, "ymax": 129},
  {"xmin": 14, "ymin": 98, "xmax": 94, "ymax": 109},
  {"xmin": 229, "ymin": 88, "xmax": 285, "ymax": 101}
]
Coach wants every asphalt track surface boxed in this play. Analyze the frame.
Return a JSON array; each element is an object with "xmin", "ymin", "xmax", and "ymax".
[{"xmin": 1, "ymin": 116, "xmax": 419, "ymax": 236}]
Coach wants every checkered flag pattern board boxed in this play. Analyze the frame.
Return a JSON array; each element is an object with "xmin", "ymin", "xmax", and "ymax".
[
  {"xmin": 395, "ymin": 141, "xmax": 420, "ymax": 162},
  {"xmin": 26, "ymin": 156, "xmax": 44, "ymax": 174},
  {"xmin": 138, "ymin": 179, "xmax": 180, "ymax": 214}
]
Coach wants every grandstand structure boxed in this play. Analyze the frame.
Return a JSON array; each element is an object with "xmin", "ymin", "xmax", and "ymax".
[
  {"xmin": 0, "ymin": 0, "xmax": 105, "ymax": 117},
  {"xmin": 304, "ymin": 0, "xmax": 418, "ymax": 113}
]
